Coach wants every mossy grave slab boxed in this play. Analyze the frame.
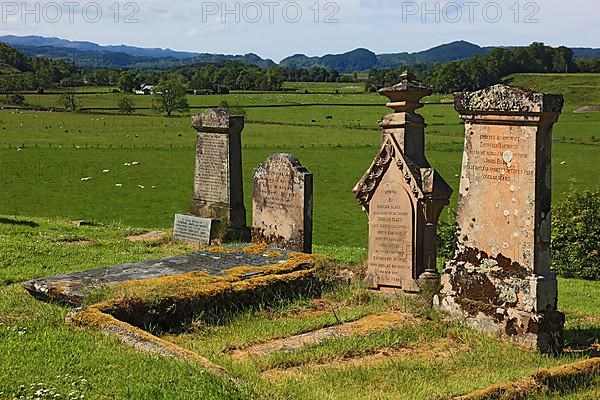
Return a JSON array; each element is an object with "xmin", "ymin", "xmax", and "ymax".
[{"xmin": 23, "ymin": 244, "xmax": 291, "ymax": 305}]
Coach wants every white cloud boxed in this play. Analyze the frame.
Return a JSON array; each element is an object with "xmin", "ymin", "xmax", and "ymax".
[{"xmin": 186, "ymin": 27, "xmax": 200, "ymax": 38}]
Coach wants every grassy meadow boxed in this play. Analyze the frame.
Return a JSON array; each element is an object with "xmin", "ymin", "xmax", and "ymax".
[
  {"xmin": 1, "ymin": 73, "xmax": 599, "ymax": 248},
  {"xmin": 0, "ymin": 74, "xmax": 599, "ymax": 398},
  {"xmin": 0, "ymin": 215, "xmax": 598, "ymax": 399}
]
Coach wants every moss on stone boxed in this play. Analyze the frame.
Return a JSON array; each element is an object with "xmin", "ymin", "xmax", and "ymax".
[
  {"xmin": 453, "ymin": 357, "xmax": 600, "ymax": 400},
  {"xmin": 77, "ymin": 251, "xmax": 326, "ymax": 331}
]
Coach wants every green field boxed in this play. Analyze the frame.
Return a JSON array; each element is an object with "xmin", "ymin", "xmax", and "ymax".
[
  {"xmin": 0, "ymin": 74, "xmax": 599, "ymax": 399},
  {"xmin": 0, "ymin": 215, "xmax": 598, "ymax": 399},
  {"xmin": 1, "ymin": 74, "xmax": 599, "ymax": 248}
]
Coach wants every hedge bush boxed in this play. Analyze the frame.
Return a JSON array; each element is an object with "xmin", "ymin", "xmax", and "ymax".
[{"xmin": 552, "ymin": 187, "xmax": 600, "ymax": 280}]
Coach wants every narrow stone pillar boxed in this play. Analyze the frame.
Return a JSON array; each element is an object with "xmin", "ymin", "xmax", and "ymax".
[
  {"xmin": 436, "ymin": 85, "xmax": 565, "ymax": 353},
  {"xmin": 354, "ymin": 72, "xmax": 452, "ymax": 294},
  {"xmin": 191, "ymin": 107, "xmax": 250, "ymax": 242}
]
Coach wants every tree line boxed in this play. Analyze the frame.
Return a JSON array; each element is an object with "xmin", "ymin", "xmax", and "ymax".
[
  {"xmin": 3, "ymin": 41, "xmax": 600, "ymax": 97},
  {"xmin": 0, "ymin": 43, "xmax": 79, "ymax": 91},
  {"xmin": 366, "ymin": 43, "xmax": 600, "ymax": 93},
  {"xmin": 116, "ymin": 63, "xmax": 346, "ymax": 93}
]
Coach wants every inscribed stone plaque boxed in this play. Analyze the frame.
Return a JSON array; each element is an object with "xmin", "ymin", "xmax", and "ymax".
[
  {"xmin": 173, "ymin": 214, "xmax": 212, "ymax": 245},
  {"xmin": 367, "ymin": 164, "xmax": 415, "ymax": 288},
  {"xmin": 194, "ymin": 132, "xmax": 230, "ymax": 206},
  {"xmin": 458, "ymin": 123, "xmax": 538, "ymax": 268},
  {"xmin": 252, "ymin": 154, "xmax": 313, "ymax": 253}
]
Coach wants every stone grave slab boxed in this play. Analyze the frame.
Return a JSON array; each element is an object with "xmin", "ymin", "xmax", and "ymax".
[{"xmin": 23, "ymin": 247, "xmax": 290, "ymax": 306}]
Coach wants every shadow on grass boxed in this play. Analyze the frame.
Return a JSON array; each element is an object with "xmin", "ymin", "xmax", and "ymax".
[
  {"xmin": 564, "ymin": 326, "xmax": 600, "ymax": 357},
  {"xmin": 0, "ymin": 217, "xmax": 39, "ymax": 228}
]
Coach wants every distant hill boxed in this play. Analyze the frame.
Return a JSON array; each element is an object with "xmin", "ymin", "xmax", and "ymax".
[
  {"xmin": 192, "ymin": 53, "xmax": 275, "ymax": 69},
  {"xmin": 0, "ymin": 35, "xmax": 198, "ymax": 59},
  {"xmin": 572, "ymin": 48, "xmax": 600, "ymax": 59},
  {"xmin": 281, "ymin": 41, "xmax": 493, "ymax": 72},
  {"xmin": 1, "ymin": 35, "xmax": 599, "ymax": 72},
  {"xmin": 376, "ymin": 41, "xmax": 490, "ymax": 68},
  {"xmin": 0, "ymin": 35, "xmax": 276, "ymax": 69},
  {"xmin": 0, "ymin": 42, "xmax": 33, "ymax": 73},
  {"xmin": 282, "ymin": 41, "xmax": 600, "ymax": 72},
  {"xmin": 281, "ymin": 48, "xmax": 378, "ymax": 71}
]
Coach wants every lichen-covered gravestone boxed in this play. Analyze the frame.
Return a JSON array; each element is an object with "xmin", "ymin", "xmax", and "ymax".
[
  {"xmin": 252, "ymin": 154, "xmax": 313, "ymax": 253},
  {"xmin": 191, "ymin": 107, "xmax": 250, "ymax": 242},
  {"xmin": 353, "ymin": 72, "xmax": 452, "ymax": 293},
  {"xmin": 435, "ymin": 85, "xmax": 565, "ymax": 353}
]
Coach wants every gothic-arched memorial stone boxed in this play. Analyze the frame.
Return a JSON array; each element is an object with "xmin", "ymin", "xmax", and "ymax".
[{"xmin": 354, "ymin": 72, "xmax": 452, "ymax": 293}]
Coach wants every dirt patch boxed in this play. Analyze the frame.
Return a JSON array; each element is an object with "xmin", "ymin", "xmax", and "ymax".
[
  {"xmin": 565, "ymin": 343, "xmax": 600, "ymax": 357},
  {"xmin": 127, "ymin": 231, "xmax": 166, "ymax": 242},
  {"xmin": 583, "ymin": 316, "xmax": 600, "ymax": 324},
  {"xmin": 574, "ymin": 106, "xmax": 600, "ymax": 113},
  {"xmin": 70, "ymin": 220, "xmax": 95, "ymax": 228},
  {"xmin": 231, "ymin": 312, "xmax": 416, "ymax": 360},
  {"xmin": 57, "ymin": 239, "xmax": 93, "ymax": 246},
  {"xmin": 263, "ymin": 338, "xmax": 469, "ymax": 381}
]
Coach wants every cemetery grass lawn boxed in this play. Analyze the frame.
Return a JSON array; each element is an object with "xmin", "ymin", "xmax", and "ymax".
[
  {"xmin": 0, "ymin": 74, "xmax": 598, "ymax": 397},
  {"xmin": 0, "ymin": 282, "xmax": 253, "ymax": 399},
  {"xmin": 0, "ymin": 216, "xmax": 597, "ymax": 399}
]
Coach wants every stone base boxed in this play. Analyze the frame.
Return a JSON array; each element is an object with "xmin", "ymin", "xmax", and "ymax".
[
  {"xmin": 364, "ymin": 273, "xmax": 440, "ymax": 298},
  {"xmin": 434, "ymin": 293, "xmax": 565, "ymax": 353},
  {"xmin": 417, "ymin": 271, "xmax": 441, "ymax": 293},
  {"xmin": 190, "ymin": 201, "xmax": 250, "ymax": 243},
  {"xmin": 226, "ymin": 226, "xmax": 251, "ymax": 243}
]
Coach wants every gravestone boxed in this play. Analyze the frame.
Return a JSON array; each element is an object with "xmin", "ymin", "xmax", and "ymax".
[
  {"xmin": 252, "ymin": 154, "xmax": 313, "ymax": 253},
  {"xmin": 173, "ymin": 214, "xmax": 212, "ymax": 245},
  {"xmin": 353, "ymin": 72, "xmax": 452, "ymax": 293},
  {"xmin": 191, "ymin": 108, "xmax": 250, "ymax": 242},
  {"xmin": 435, "ymin": 84, "xmax": 565, "ymax": 353}
]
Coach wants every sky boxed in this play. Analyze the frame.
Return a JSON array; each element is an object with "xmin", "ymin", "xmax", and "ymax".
[{"xmin": 0, "ymin": 0, "xmax": 598, "ymax": 62}]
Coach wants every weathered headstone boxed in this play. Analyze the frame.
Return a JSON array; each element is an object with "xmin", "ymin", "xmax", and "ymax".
[
  {"xmin": 353, "ymin": 72, "xmax": 452, "ymax": 293},
  {"xmin": 252, "ymin": 154, "xmax": 313, "ymax": 253},
  {"xmin": 173, "ymin": 214, "xmax": 212, "ymax": 245},
  {"xmin": 191, "ymin": 108, "xmax": 250, "ymax": 242},
  {"xmin": 435, "ymin": 84, "xmax": 565, "ymax": 353}
]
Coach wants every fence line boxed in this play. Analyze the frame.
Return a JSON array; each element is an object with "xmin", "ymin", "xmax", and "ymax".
[
  {"xmin": 4, "ymin": 138, "xmax": 594, "ymax": 151},
  {"xmin": 3, "ymin": 142, "xmax": 396, "ymax": 151}
]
